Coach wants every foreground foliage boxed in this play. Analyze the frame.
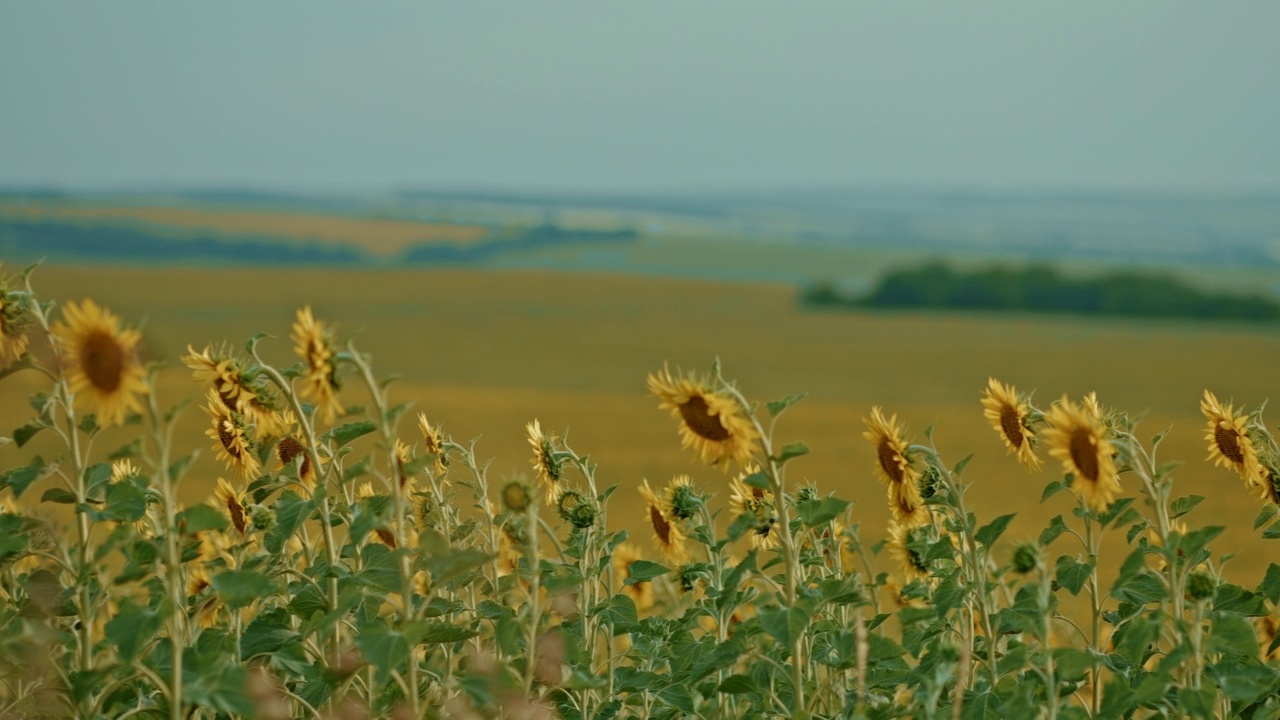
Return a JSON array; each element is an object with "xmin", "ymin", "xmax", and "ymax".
[{"xmin": 2, "ymin": 263, "xmax": 1280, "ymax": 719}]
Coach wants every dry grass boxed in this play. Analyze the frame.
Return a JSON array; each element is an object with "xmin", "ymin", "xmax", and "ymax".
[
  {"xmin": 5, "ymin": 264, "xmax": 1279, "ymax": 585},
  {"xmin": 0, "ymin": 202, "xmax": 488, "ymax": 256}
]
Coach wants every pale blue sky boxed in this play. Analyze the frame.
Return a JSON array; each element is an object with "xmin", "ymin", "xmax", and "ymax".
[{"xmin": 1, "ymin": 1, "xmax": 1277, "ymax": 192}]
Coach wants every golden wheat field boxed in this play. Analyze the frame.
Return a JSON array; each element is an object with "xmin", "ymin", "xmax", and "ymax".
[
  {"xmin": 0, "ymin": 202, "xmax": 489, "ymax": 255},
  {"xmin": 3, "ymin": 263, "xmax": 1278, "ymax": 586}
]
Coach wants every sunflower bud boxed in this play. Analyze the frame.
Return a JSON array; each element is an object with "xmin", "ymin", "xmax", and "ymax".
[
  {"xmin": 1185, "ymin": 571, "xmax": 1216, "ymax": 602},
  {"xmin": 1011, "ymin": 542, "xmax": 1039, "ymax": 575},
  {"xmin": 248, "ymin": 504, "xmax": 274, "ymax": 532},
  {"xmin": 502, "ymin": 480, "xmax": 532, "ymax": 512}
]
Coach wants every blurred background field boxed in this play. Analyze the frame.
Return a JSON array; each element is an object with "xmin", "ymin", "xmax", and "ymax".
[{"xmin": 3, "ymin": 258, "xmax": 1279, "ymax": 588}]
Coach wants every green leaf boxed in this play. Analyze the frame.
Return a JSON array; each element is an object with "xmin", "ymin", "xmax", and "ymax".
[
  {"xmin": 0, "ymin": 458, "xmax": 47, "ymax": 498},
  {"xmin": 212, "ymin": 570, "xmax": 276, "ymax": 609},
  {"xmin": 1208, "ymin": 659, "xmax": 1279, "ymax": 704},
  {"xmin": 1039, "ymin": 515, "xmax": 1067, "ymax": 546},
  {"xmin": 933, "ymin": 575, "xmax": 966, "ymax": 614},
  {"xmin": 1213, "ymin": 584, "xmax": 1268, "ymax": 616},
  {"xmin": 1259, "ymin": 563, "xmax": 1280, "ymax": 605},
  {"xmin": 240, "ymin": 609, "xmax": 300, "ymax": 661},
  {"xmin": 622, "ymin": 560, "xmax": 669, "ymax": 585},
  {"xmin": 766, "ymin": 393, "xmax": 806, "ymax": 417},
  {"xmin": 1054, "ymin": 556, "xmax": 1092, "ymax": 596},
  {"xmin": 40, "ymin": 487, "xmax": 77, "ymax": 504},
  {"xmin": 975, "ymin": 513, "xmax": 1015, "ymax": 547},
  {"xmin": 1170, "ymin": 495, "xmax": 1206, "ymax": 519},
  {"xmin": 180, "ymin": 504, "xmax": 229, "ymax": 534},
  {"xmin": 797, "ymin": 497, "xmax": 850, "ymax": 527},
  {"xmin": 13, "ymin": 424, "xmax": 44, "ymax": 448},
  {"xmin": 775, "ymin": 442, "xmax": 809, "ymax": 464},
  {"xmin": 411, "ymin": 620, "xmax": 481, "ymax": 645},
  {"xmin": 104, "ymin": 599, "xmax": 164, "ymax": 662},
  {"xmin": 1255, "ymin": 503, "xmax": 1279, "ymax": 531},
  {"xmin": 1110, "ymin": 572, "xmax": 1167, "ymax": 606},
  {"xmin": 597, "ymin": 594, "xmax": 638, "ymax": 632},
  {"xmin": 323, "ymin": 421, "xmax": 376, "ymax": 446},
  {"xmin": 1040, "ymin": 480, "xmax": 1066, "ymax": 503},
  {"xmin": 1207, "ymin": 613, "xmax": 1258, "ymax": 657},
  {"xmin": 168, "ymin": 452, "xmax": 195, "ymax": 483},
  {"xmin": 104, "ymin": 481, "xmax": 146, "ymax": 521},
  {"xmin": 953, "ymin": 453, "xmax": 975, "ymax": 476},
  {"xmin": 717, "ymin": 674, "xmax": 757, "ymax": 694},
  {"xmin": 357, "ymin": 621, "xmax": 409, "ymax": 685},
  {"xmin": 1177, "ymin": 686, "xmax": 1217, "ymax": 719},
  {"xmin": 1053, "ymin": 648, "xmax": 1095, "ymax": 683}
]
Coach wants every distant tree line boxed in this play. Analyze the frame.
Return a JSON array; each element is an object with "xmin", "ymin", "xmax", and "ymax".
[
  {"xmin": 802, "ymin": 261, "xmax": 1280, "ymax": 322},
  {"xmin": 0, "ymin": 221, "xmax": 640, "ymax": 267}
]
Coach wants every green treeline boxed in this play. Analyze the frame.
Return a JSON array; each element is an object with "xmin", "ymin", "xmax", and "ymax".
[{"xmin": 803, "ymin": 261, "xmax": 1280, "ymax": 321}]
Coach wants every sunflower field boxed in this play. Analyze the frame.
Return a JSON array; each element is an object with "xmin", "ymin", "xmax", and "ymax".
[{"xmin": 2, "ymin": 263, "xmax": 1280, "ymax": 720}]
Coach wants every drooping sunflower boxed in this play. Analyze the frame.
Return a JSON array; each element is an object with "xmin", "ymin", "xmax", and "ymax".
[
  {"xmin": 276, "ymin": 435, "xmax": 318, "ymax": 492},
  {"xmin": 662, "ymin": 474, "xmax": 700, "ymax": 522},
  {"xmin": 647, "ymin": 365, "xmax": 760, "ymax": 469},
  {"xmin": 981, "ymin": 378, "xmax": 1042, "ymax": 471},
  {"xmin": 0, "ymin": 275, "xmax": 30, "ymax": 369},
  {"xmin": 887, "ymin": 480, "xmax": 930, "ymax": 528},
  {"xmin": 185, "ymin": 345, "xmax": 290, "ymax": 440},
  {"xmin": 418, "ymin": 413, "xmax": 448, "ymax": 476},
  {"xmin": 393, "ymin": 438, "xmax": 413, "ymax": 491},
  {"xmin": 51, "ymin": 299, "xmax": 148, "ymax": 426},
  {"xmin": 1042, "ymin": 396, "xmax": 1120, "ymax": 511},
  {"xmin": 640, "ymin": 479, "xmax": 688, "ymax": 564},
  {"xmin": 1257, "ymin": 464, "xmax": 1280, "ymax": 506},
  {"xmin": 526, "ymin": 420, "xmax": 566, "ymax": 504},
  {"xmin": 729, "ymin": 465, "xmax": 780, "ymax": 550},
  {"xmin": 215, "ymin": 477, "xmax": 247, "ymax": 534},
  {"xmin": 204, "ymin": 389, "xmax": 261, "ymax": 480},
  {"xmin": 291, "ymin": 306, "xmax": 344, "ymax": 423},
  {"xmin": 862, "ymin": 406, "xmax": 920, "ymax": 489},
  {"xmin": 886, "ymin": 522, "xmax": 930, "ymax": 583},
  {"xmin": 613, "ymin": 543, "xmax": 656, "ymax": 612},
  {"xmin": 1200, "ymin": 390, "xmax": 1264, "ymax": 489}
]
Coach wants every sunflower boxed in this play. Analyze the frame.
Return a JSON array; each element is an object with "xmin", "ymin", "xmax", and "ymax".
[
  {"xmin": 393, "ymin": 438, "xmax": 413, "ymax": 490},
  {"xmin": 276, "ymin": 435, "xmax": 319, "ymax": 492},
  {"xmin": 185, "ymin": 344, "xmax": 290, "ymax": 439},
  {"xmin": 215, "ymin": 477, "xmax": 247, "ymax": 534},
  {"xmin": 1042, "ymin": 396, "xmax": 1120, "ymax": 511},
  {"xmin": 1257, "ymin": 464, "xmax": 1280, "ymax": 506},
  {"xmin": 526, "ymin": 420, "xmax": 566, "ymax": 504},
  {"xmin": 647, "ymin": 365, "xmax": 759, "ymax": 469},
  {"xmin": 981, "ymin": 378, "xmax": 1041, "ymax": 471},
  {"xmin": 110, "ymin": 459, "xmax": 141, "ymax": 483},
  {"xmin": 1200, "ymin": 390, "xmax": 1264, "ymax": 489},
  {"xmin": 418, "ymin": 413, "xmax": 448, "ymax": 476},
  {"xmin": 662, "ymin": 474, "xmax": 700, "ymax": 522},
  {"xmin": 729, "ymin": 465, "xmax": 780, "ymax": 551},
  {"xmin": 862, "ymin": 407, "xmax": 920, "ymax": 489},
  {"xmin": 886, "ymin": 522, "xmax": 930, "ymax": 583},
  {"xmin": 51, "ymin": 299, "xmax": 148, "ymax": 426},
  {"xmin": 291, "ymin": 306, "xmax": 344, "ymax": 423},
  {"xmin": 613, "ymin": 543, "xmax": 656, "ymax": 612},
  {"xmin": 640, "ymin": 479, "xmax": 688, "ymax": 564},
  {"xmin": 887, "ymin": 481, "xmax": 930, "ymax": 528},
  {"xmin": 204, "ymin": 389, "xmax": 261, "ymax": 480},
  {"xmin": 0, "ymin": 276, "xmax": 30, "ymax": 369}
]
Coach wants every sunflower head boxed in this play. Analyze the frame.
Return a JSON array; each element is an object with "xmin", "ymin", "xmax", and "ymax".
[
  {"xmin": 1042, "ymin": 395, "xmax": 1120, "ymax": 511},
  {"xmin": 526, "ymin": 420, "xmax": 566, "ymax": 503},
  {"xmin": 613, "ymin": 543, "xmax": 656, "ymax": 612},
  {"xmin": 640, "ymin": 479, "xmax": 688, "ymax": 564},
  {"xmin": 204, "ymin": 389, "xmax": 261, "ymax": 480},
  {"xmin": 291, "ymin": 306, "xmax": 344, "ymax": 423},
  {"xmin": 862, "ymin": 407, "xmax": 920, "ymax": 489},
  {"xmin": 887, "ymin": 522, "xmax": 930, "ymax": 583},
  {"xmin": 417, "ymin": 413, "xmax": 449, "ymax": 476},
  {"xmin": 662, "ymin": 474, "xmax": 701, "ymax": 522},
  {"xmin": 0, "ymin": 272, "xmax": 31, "ymax": 369},
  {"xmin": 1201, "ymin": 390, "xmax": 1264, "ymax": 489},
  {"xmin": 556, "ymin": 489, "xmax": 597, "ymax": 529},
  {"xmin": 215, "ymin": 477, "xmax": 247, "ymax": 534},
  {"xmin": 276, "ymin": 435, "xmax": 319, "ymax": 492},
  {"xmin": 52, "ymin": 299, "xmax": 148, "ymax": 426},
  {"xmin": 495, "ymin": 479, "xmax": 531, "ymax": 512},
  {"xmin": 887, "ymin": 481, "xmax": 930, "ymax": 528},
  {"xmin": 647, "ymin": 364, "xmax": 760, "ymax": 469},
  {"xmin": 1257, "ymin": 463, "xmax": 1280, "ymax": 506},
  {"xmin": 729, "ymin": 466, "xmax": 780, "ymax": 550},
  {"xmin": 393, "ymin": 439, "xmax": 413, "ymax": 490},
  {"xmin": 981, "ymin": 378, "xmax": 1042, "ymax": 471}
]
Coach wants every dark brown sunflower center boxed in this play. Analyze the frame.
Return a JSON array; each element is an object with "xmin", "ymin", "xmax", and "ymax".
[
  {"xmin": 678, "ymin": 396, "xmax": 731, "ymax": 441},
  {"xmin": 1000, "ymin": 404, "xmax": 1025, "ymax": 448},
  {"xmin": 1214, "ymin": 424, "xmax": 1245, "ymax": 464},
  {"xmin": 277, "ymin": 436, "xmax": 304, "ymax": 465},
  {"xmin": 649, "ymin": 504, "xmax": 673, "ymax": 544},
  {"xmin": 81, "ymin": 331, "xmax": 125, "ymax": 392},
  {"xmin": 218, "ymin": 420, "xmax": 243, "ymax": 460},
  {"xmin": 226, "ymin": 496, "xmax": 245, "ymax": 534},
  {"xmin": 878, "ymin": 439, "xmax": 906, "ymax": 484},
  {"xmin": 1068, "ymin": 427, "xmax": 1100, "ymax": 482}
]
